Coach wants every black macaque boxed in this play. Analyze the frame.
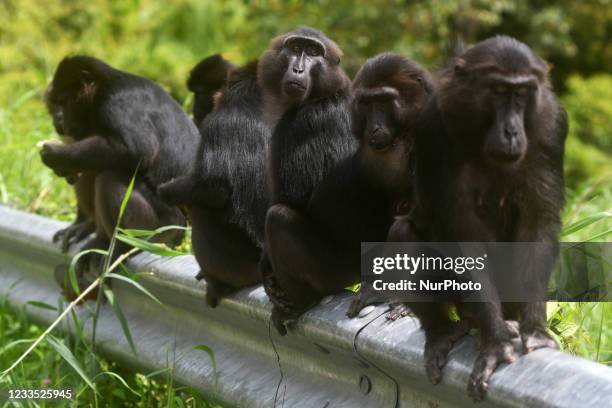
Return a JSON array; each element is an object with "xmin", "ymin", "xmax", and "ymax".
[
  {"xmin": 389, "ymin": 36, "xmax": 567, "ymax": 400},
  {"xmin": 158, "ymin": 61, "xmax": 270, "ymax": 307},
  {"xmin": 343, "ymin": 53, "xmax": 433, "ymax": 318},
  {"xmin": 257, "ymin": 27, "xmax": 357, "ymax": 335},
  {"xmin": 42, "ymin": 56, "xmax": 198, "ymax": 294},
  {"xmin": 187, "ymin": 54, "xmax": 234, "ymax": 126}
]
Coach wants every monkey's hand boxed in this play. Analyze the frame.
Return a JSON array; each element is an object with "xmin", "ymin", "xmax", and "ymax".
[
  {"xmin": 467, "ymin": 339, "xmax": 516, "ymax": 401},
  {"xmin": 39, "ymin": 141, "xmax": 78, "ymax": 178}
]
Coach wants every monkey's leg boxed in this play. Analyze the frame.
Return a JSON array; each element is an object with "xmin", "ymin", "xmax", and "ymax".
[
  {"xmin": 461, "ymin": 301, "xmax": 517, "ymax": 402},
  {"xmin": 513, "ymin": 229, "xmax": 559, "ymax": 352},
  {"xmin": 190, "ymin": 208, "xmax": 260, "ymax": 308},
  {"xmin": 54, "ymin": 173, "xmax": 97, "ymax": 252},
  {"xmin": 409, "ymin": 303, "xmax": 469, "ymax": 385},
  {"xmin": 264, "ymin": 204, "xmax": 342, "ymax": 335},
  {"xmin": 519, "ymin": 301, "xmax": 558, "ymax": 352},
  {"xmin": 93, "ymin": 172, "xmax": 185, "ymax": 269}
]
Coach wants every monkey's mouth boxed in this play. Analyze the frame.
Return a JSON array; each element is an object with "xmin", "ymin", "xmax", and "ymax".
[
  {"xmin": 285, "ymin": 81, "xmax": 307, "ymax": 97},
  {"xmin": 286, "ymin": 80, "xmax": 306, "ymax": 91},
  {"xmin": 489, "ymin": 150, "xmax": 524, "ymax": 165}
]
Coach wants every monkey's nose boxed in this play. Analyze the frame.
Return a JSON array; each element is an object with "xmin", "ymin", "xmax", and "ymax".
[{"xmin": 504, "ymin": 125, "xmax": 518, "ymax": 140}]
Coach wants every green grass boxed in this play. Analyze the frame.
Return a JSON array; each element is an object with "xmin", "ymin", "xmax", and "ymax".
[{"xmin": 0, "ymin": 297, "xmax": 220, "ymax": 407}]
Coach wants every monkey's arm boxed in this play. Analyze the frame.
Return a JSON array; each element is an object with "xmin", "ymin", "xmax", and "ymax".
[{"xmin": 40, "ymin": 136, "xmax": 138, "ymax": 177}]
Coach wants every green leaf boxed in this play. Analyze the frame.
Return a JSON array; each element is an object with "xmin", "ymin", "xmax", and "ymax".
[
  {"xmin": 68, "ymin": 249, "xmax": 108, "ymax": 295},
  {"xmin": 118, "ymin": 167, "xmax": 138, "ymax": 222},
  {"xmin": 561, "ymin": 212, "xmax": 612, "ymax": 237},
  {"xmin": 94, "ymin": 371, "xmax": 141, "ymax": 397},
  {"xmin": 103, "ymin": 287, "xmax": 137, "ymax": 355},
  {"xmin": 193, "ymin": 344, "xmax": 218, "ymax": 386},
  {"xmin": 115, "ymin": 233, "xmax": 187, "ymax": 257},
  {"xmin": 26, "ymin": 301, "xmax": 57, "ymax": 311},
  {"xmin": 46, "ymin": 335, "xmax": 97, "ymax": 393},
  {"xmin": 105, "ymin": 273, "xmax": 162, "ymax": 305},
  {"xmin": 585, "ymin": 229, "xmax": 612, "ymax": 242},
  {"xmin": 119, "ymin": 225, "xmax": 190, "ymax": 238}
]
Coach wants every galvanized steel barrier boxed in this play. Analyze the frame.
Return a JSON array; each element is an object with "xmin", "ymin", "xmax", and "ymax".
[{"xmin": 1, "ymin": 205, "xmax": 611, "ymax": 408}]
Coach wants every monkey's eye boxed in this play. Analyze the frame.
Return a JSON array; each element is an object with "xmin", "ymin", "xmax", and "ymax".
[
  {"xmin": 514, "ymin": 87, "xmax": 529, "ymax": 96},
  {"xmin": 306, "ymin": 45, "xmax": 321, "ymax": 57},
  {"xmin": 492, "ymin": 84, "xmax": 509, "ymax": 94},
  {"xmin": 290, "ymin": 43, "xmax": 301, "ymax": 53}
]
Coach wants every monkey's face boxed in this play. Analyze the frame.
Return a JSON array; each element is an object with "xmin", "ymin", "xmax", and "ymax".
[
  {"xmin": 279, "ymin": 35, "xmax": 327, "ymax": 103},
  {"xmin": 479, "ymin": 73, "xmax": 540, "ymax": 168},
  {"xmin": 44, "ymin": 71, "xmax": 95, "ymax": 141},
  {"xmin": 44, "ymin": 84, "xmax": 68, "ymax": 136},
  {"xmin": 352, "ymin": 87, "xmax": 403, "ymax": 153},
  {"xmin": 441, "ymin": 39, "xmax": 547, "ymax": 169}
]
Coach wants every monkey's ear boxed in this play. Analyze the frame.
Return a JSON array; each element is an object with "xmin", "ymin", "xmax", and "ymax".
[{"xmin": 453, "ymin": 59, "xmax": 466, "ymax": 75}]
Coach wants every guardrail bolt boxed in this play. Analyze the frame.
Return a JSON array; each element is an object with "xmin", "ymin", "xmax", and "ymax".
[{"xmin": 359, "ymin": 374, "xmax": 372, "ymax": 395}]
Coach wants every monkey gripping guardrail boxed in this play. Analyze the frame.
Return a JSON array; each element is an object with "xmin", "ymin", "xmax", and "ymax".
[{"xmin": 1, "ymin": 205, "xmax": 611, "ymax": 408}]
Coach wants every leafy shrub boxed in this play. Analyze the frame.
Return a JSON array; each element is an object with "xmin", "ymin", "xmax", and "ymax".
[{"xmin": 563, "ymin": 75, "xmax": 612, "ymax": 153}]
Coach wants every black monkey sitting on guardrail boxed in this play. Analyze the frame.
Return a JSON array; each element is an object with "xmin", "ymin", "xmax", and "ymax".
[
  {"xmin": 256, "ymin": 27, "xmax": 356, "ymax": 335},
  {"xmin": 389, "ymin": 36, "xmax": 567, "ymax": 400},
  {"xmin": 41, "ymin": 56, "xmax": 198, "ymax": 293},
  {"xmin": 158, "ymin": 61, "xmax": 271, "ymax": 307}
]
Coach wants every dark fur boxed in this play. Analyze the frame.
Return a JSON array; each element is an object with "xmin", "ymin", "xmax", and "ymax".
[
  {"xmin": 42, "ymin": 55, "xmax": 197, "ymax": 287},
  {"xmin": 390, "ymin": 36, "xmax": 567, "ymax": 400},
  {"xmin": 158, "ymin": 61, "xmax": 270, "ymax": 307},
  {"xmin": 258, "ymin": 28, "xmax": 356, "ymax": 335},
  {"xmin": 187, "ymin": 54, "xmax": 234, "ymax": 125}
]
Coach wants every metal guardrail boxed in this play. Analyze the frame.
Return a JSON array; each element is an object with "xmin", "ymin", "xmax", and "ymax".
[{"xmin": 1, "ymin": 204, "xmax": 611, "ymax": 408}]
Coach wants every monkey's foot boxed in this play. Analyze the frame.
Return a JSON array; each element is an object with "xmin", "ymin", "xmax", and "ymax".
[
  {"xmin": 387, "ymin": 303, "xmax": 410, "ymax": 321},
  {"xmin": 262, "ymin": 275, "xmax": 295, "ymax": 313},
  {"xmin": 203, "ymin": 276, "xmax": 232, "ymax": 308},
  {"xmin": 521, "ymin": 327, "xmax": 558, "ymax": 353},
  {"xmin": 467, "ymin": 340, "xmax": 516, "ymax": 401},
  {"xmin": 346, "ymin": 294, "xmax": 370, "ymax": 318},
  {"xmin": 425, "ymin": 320, "xmax": 470, "ymax": 384},
  {"xmin": 53, "ymin": 264, "xmax": 99, "ymax": 302},
  {"xmin": 53, "ymin": 222, "xmax": 95, "ymax": 253},
  {"xmin": 270, "ymin": 305, "xmax": 298, "ymax": 336}
]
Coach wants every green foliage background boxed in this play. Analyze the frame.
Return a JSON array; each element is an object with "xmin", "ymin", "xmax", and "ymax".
[{"xmin": 0, "ymin": 0, "xmax": 610, "ymax": 405}]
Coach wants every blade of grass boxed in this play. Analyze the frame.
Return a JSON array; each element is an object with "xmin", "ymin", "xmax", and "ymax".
[
  {"xmin": 0, "ymin": 276, "xmax": 101, "ymax": 379},
  {"xmin": 103, "ymin": 286, "xmax": 137, "ymax": 355},
  {"xmin": 193, "ymin": 345, "xmax": 218, "ymax": 386},
  {"xmin": 1, "ymin": 246, "xmax": 135, "ymax": 380},
  {"xmin": 46, "ymin": 335, "xmax": 97, "ymax": 393},
  {"xmin": 68, "ymin": 249, "xmax": 108, "ymax": 295},
  {"xmin": 105, "ymin": 273, "xmax": 161, "ymax": 305},
  {"xmin": 115, "ymin": 234, "xmax": 186, "ymax": 257},
  {"xmin": 25, "ymin": 301, "xmax": 57, "ymax": 311},
  {"xmin": 561, "ymin": 212, "xmax": 612, "ymax": 237},
  {"xmin": 93, "ymin": 371, "xmax": 141, "ymax": 397},
  {"xmin": 119, "ymin": 225, "xmax": 190, "ymax": 238}
]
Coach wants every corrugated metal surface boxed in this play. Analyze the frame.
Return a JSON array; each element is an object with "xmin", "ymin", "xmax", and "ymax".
[{"xmin": 1, "ymin": 205, "xmax": 611, "ymax": 408}]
